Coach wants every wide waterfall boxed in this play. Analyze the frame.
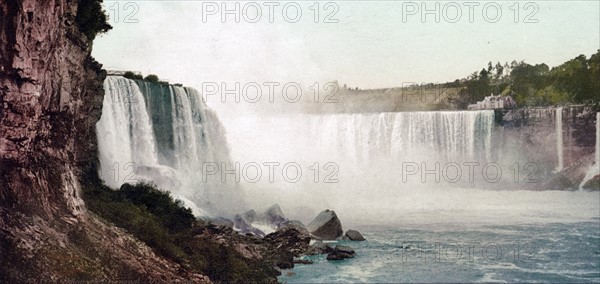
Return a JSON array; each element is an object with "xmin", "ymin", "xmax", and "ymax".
[
  {"xmin": 219, "ymin": 110, "xmax": 498, "ymax": 219},
  {"xmin": 96, "ymin": 76, "xmax": 243, "ymax": 216}
]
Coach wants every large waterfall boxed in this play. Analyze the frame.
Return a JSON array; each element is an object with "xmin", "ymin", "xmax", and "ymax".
[{"xmin": 96, "ymin": 76, "xmax": 242, "ymax": 216}]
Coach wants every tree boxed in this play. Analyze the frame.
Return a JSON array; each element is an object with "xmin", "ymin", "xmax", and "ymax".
[
  {"xmin": 145, "ymin": 74, "xmax": 160, "ymax": 83},
  {"xmin": 76, "ymin": 0, "xmax": 112, "ymax": 40}
]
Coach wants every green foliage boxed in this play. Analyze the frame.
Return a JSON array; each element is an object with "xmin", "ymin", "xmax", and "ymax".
[
  {"xmin": 80, "ymin": 175, "xmax": 276, "ymax": 282},
  {"xmin": 454, "ymin": 50, "xmax": 600, "ymax": 107},
  {"xmin": 123, "ymin": 71, "xmax": 143, "ymax": 80},
  {"xmin": 144, "ymin": 74, "xmax": 160, "ymax": 83},
  {"xmin": 76, "ymin": 0, "xmax": 112, "ymax": 40}
]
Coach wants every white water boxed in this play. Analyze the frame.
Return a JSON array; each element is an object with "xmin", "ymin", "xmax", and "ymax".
[
  {"xmin": 555, "ymin": 107, "xmax": 564, "ymax": 172},
  {"xmin": 97, "ymin": 79, "xmax": 599, "ymax": 223},
  {"xmin": 96, "ymin": 77, "xmax": 160, "ymax": 186},
  {"xmin": 218, "ymin": 111, "xmax": 600, "ymax": 225},
  {"xmin": 580, "ymin": 112, "xmax": 600, "ymax": 189},
  {"xmin": 96, "ymin": 76, "xmax": 243, "ymax": 216}
]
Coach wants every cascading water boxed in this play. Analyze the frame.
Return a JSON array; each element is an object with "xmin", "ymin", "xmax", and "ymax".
[
  {"xmin": 307, "ymin": 111, "xmax": 495, "ymax": 163},
  {"xmin": 556, "ymin": 107, "xmax": 564, "ymax": 172},
  {"xmin": 96, "ymin": 76, "xmax": 242, "ymax": 216},
  {"xmin": 580, "ymin": 112, "xmax": 600, "ymax": 189}
]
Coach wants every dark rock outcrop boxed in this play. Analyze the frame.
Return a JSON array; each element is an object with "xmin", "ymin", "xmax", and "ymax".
[
  {"xmin": 207, "ymin": 216, "xmax": 234, "ymax": 228},
  {"xmin": 234, "ymin": 214, "xmax": 265, "ymax": 237},
  {"xmin": 498, "ymin": 105, "xmax": 600, "ymax": 190},
  {"xmin": 326, "ymin": 245, "xmax": 356, "ymax": 261},
  {"xmin": 265, "ymin": 227, "xmax": 311, "ymax": 257},
  {"xmin": 277, "ymin": 220, "xmax": 310, "ymax": 237},
  {"xmin": 305, "ymin": 241, "xmax": 334, "ymax": 255},
  {"xmin": 264, "ymin": 204, "xmax": 286, "ymax": 227},
  {"xmin": 307, "ymin": 209, "xmax": 343, "ymax": 240},
  {"xmin": 582, "ymin": 174, "xmax": 600, "ymax": 190},
  {"xmin": 0, "ymin": 1, "xmax": 211, "ymax": 281},
  {"xmin": 241, "ymin": 209, "xmax": 258, "ymax": 224},
  {"xmin": 343, "ymin": 229, "xmax": 366, "ymax": 241}
]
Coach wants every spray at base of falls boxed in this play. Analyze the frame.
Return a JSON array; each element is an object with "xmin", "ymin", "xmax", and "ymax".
[
  {"xmin": 96, "ymin": 76, "xmax": 243, "ymax": 216},
  {"xmin": 580, "ymin": 112, "xmax": 600, "ymax": 189}
]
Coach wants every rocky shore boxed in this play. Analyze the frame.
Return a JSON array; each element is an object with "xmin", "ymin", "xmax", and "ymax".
[{"xmin": 203, "ymin": 204, "xmax": 367, "ymax": 272}]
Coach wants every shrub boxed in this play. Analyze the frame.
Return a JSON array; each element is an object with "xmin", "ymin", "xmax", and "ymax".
[
  {"xmin": 144, "ymin": 74, "xmax": 160, "ymax": 83},
  {"xmin": 123, "ymin": 71, "xmax": 143, "ymax": 80},
  {"xmin": 80, "ymin": 178, "xmax": 277, "ymax": 282},
  {"xmin": 76, "ymin": 0, "xmax": 112, "ymax": 40}
]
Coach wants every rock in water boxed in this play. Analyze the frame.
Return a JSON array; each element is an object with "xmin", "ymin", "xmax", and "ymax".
[
  {"xmin": 277, "ymin": 220, "xmax": 310, "ymax": 237},
  {"xmin": 305, "ymin": 241, "xmax": 334, "ymax": 255},
  {"xmin": 265, "ymin": 227, "xmax": 311, "ymax": 257},
  {"xmin": 344, "ymin": 229, "xmax": 366, "ymax": 241},
  {"xmin": 234, "ymin": 214, "xmax": 265, "ymax": 237},
  {"xmin": 265, "ymin": 204, "xmax": 287, "ymax": 227},
  {"xmin": 307, "ymin": 209, "xmax": 343, "ymax": 240},
  {"xmin": 242, "ymin": 209, "xmax": 258, "ymax": 224},
  {"xmin": 326, "ymin": 245, "xmax": 356, "ymax": 261}
]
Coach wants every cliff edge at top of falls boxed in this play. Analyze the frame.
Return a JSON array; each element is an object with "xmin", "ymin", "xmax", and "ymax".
[{"xmin": 0, "ymin": 1, "xmax": 211, "ymax": 281}]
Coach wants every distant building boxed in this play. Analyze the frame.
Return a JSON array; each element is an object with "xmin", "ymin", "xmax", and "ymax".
[{"xmin": 468, "ymin": 94, "xmax": 517, "ymax": 110}]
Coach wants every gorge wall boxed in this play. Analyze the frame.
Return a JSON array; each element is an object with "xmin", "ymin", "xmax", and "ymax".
[
  {"xmin": 0, "ymin": 0, "xmax": 103, "ymax": 218},
  {"xmin": 497, "ymin": 105, "xmax": 600, "ymax": 190},
  {"xmin": 0, "ymin": 1, "xmax": 209, "ymax": 281}
]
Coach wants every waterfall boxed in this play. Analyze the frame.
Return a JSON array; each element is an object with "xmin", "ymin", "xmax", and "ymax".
[
  {"xmin": 597, "ymin": 112, "xmax": 600, "ymax": 175},
  {"xmin": 96, "ymin": 76, "xmax": 242, "ymax": 216},
  {"xmin": 96, "ymin": 76, "xmax": 159, "ymax": 189},
  {"xmin": 223, "ymin": 110, "xmax": 495, "ymax": 170},
  {"xmin": 580, "ymin": 112, "xmax": 600, "ymax": 189},
  {"xmin": 311, "ymin": 111, "xmax": 495, "ymax": 162},
  {"xmin": 556, "ymin": 107, "xmax": 564, "ymax": 172}
]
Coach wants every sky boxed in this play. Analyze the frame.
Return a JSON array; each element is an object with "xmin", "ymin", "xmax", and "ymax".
[{"xmin": 93, "ymin": 1, "xmax": 600, "ymax": 90}]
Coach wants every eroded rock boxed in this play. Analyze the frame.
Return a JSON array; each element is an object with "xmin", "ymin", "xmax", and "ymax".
[
  {"xmin": 307, "ymin": 209, "xmax": 343, "ymax": 240},
  {"xmin": 343, "ymin": 229, "xmax": 366, "ymax": 241},
  {"xmin": 326, "ymin": 245, "xmax": 356, "ymax": 261}
]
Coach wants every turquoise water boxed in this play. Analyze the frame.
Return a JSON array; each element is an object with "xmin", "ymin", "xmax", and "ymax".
[{"xmin": 279, "ymin": 222, "xmax": 600, "ymax": 283}]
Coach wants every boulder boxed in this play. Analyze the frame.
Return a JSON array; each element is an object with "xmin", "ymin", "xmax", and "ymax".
[
  {"xmin": 305, "ymin": 241, "xmax": 333, "ymax": 255},
  {"xmin": 307, "ymin": 209, "xmax": 343, "ymax": 240},
  {"xmin": 268, "ymin": 249, "xmax": 294, "ymax": 269},
  {"xmin": 582, "ymin": 175, "xmax": 600, "ymax": 191},
  {"xmin": 241, "ymin": 209, "xmax": 258, "ymax": 224},
  {"xmin": 265, "ymin": 227, "xmax": 311, "ymax": 257},
  {"xmin": 207, "ymin": 217, "xmax": 234, "ymax": 228},
  {"xmin": 326, "ymin": 245, "xmax": 356, "ymax": 261},
  {"xmin": 277, "ymin": 220, "xmax": 310, "ymax": 237},
  {"xmin": 343, "ymin": 229, "xmax": 366, "ymax": 241},
  {"xmin": 233, "ymin": 214, "xmax": 265, "ymax": 237},
  {"xmin": 293, "ymin": 259, "xmax": 314, "ymax": 265},
  {"xmin": 265, "ymin": 204, "xmax": 287, "ymax": 227}
]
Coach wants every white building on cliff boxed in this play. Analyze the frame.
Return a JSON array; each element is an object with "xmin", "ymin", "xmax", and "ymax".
[{"xmin": 468, "ymin": 94, "xmax": 517, "ymax": 110}]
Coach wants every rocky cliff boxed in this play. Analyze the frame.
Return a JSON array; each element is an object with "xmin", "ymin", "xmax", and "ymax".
[
  {"xmin": 0, "ymin": 1, "xmax": 209, "ymax": 281},
  {"xmin": 497, "ymin": 105, "xmax": 600, "ymax": 190}
]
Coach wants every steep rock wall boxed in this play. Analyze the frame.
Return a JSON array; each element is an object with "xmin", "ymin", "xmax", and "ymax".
[
  {"xmin": 0, "ymin": 1, "xmax": 210, "ymax": 281},
  {"xmin": 0, "ymin": 0, "xmax": 103, "ymax": 217}
]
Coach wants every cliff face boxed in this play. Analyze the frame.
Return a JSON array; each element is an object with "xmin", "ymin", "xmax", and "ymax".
[
  {"xmin": 0, "ymin": 1, "xmax": 210, "ymax": 281},
  {"xmin": 498, "ymin": 105, "xmax": 600, "ymax": 190},
  {"xmin": 0, "ymin": 0, "xmax": 102, "ymax": 217}
]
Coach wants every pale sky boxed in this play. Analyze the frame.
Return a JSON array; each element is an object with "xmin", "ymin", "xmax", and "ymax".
[{"xmin": 93, "ymin": 1, "xmax": 600, "ymax": 90}]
